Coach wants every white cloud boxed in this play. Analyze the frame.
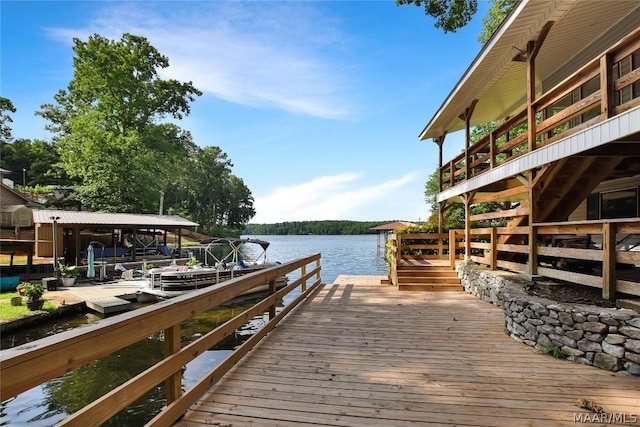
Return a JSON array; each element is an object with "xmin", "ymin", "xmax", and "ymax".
[
  {"xmin": 251, "ymin": 171, "xmax": 422, "ymax": 223},
  {"xmin": 45, "ymin": 2, "xmax": 357, "ymax": 119}
]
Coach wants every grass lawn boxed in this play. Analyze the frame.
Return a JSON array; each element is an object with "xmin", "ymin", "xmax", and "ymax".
[{"xmin": 0, "ymin": 292, "xmax": 55, "ymax": 321}]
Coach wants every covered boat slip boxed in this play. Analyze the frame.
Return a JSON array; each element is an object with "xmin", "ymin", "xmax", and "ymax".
[{"xmin": 176, "ymin": 277, "xmax": 640, "ymax": 427}]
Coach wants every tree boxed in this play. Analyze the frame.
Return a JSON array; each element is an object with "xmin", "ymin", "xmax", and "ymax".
[
  {"xmin": 38, "ymin": 33, "xmax": 202, "ymax": 212},
  {"xmin": 0, "ymin": 97, "xmax": 16, "ymax": 144},
  {"xmin": 396, "ymin": 0, "xmax": 478, "ymax": 33},
  {"xmin": 478, "ymin": 0, "xmax": 518, "ymax": 44}
]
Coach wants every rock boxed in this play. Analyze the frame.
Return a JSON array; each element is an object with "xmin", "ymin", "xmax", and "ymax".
[
  {"xmin": 627, "ymin": 318, "xmax": 640, "ymax": 328},
  {"xmin": 619, "ymin": 326, "xmax": 640, "ymax": 339},
  {"xmin": 549, "ymin": 333, "xmax": 576, "ymax": 348},
  {"xmin": 593, "ymin": 353, "xmax": 622, "ymax": 371},
  {"xmin": 577, "ymin": 339, "xmax": 601, "ymax": 353},
  {"xmin": 558, "ymin": 312, "xmax": 574, "ymax": 326},
  {"xmin": 625, "ymin": 351, "xmax": 640, "ymax": 364},
  {"xmin": 540, "ymin": 315, "xmax": 560, "ymax": 326},
  {"xmin": 624, "ymin": 339, "xmax": 640, "ymax": 353},
  {"xmin": 537, "ymin": 324, "xmax": 556, "ymax": 335},
  {"xmin": 527, "ymin": 318, "xmax": 544, "ymax": 326},
  {"xmin": 599, "ymin": 316, "xmax": 618, "ymax": 326},
  {"xmin": 572, "ymin": 313, "xmax": 586, "ymax": 323},
  {"xmin": 584, "ymin": 332, "xmax": 604, "ymax": 343},
  {"xmin": 529, "ymin": 302, "xmax": 548, "ymax": 315},
  {"xmin": 604, "ymin": 334, "xmax": 626, "ymax": 345},
  {"xmin": 566, "ymin": 330, "xmax": 584, "ymax": 341},
  {"xmin": 579, "ymin": 322, "xmax": 607, "ymax": 333},
  {"xmin": 601, "ymin": 341, "xmax": 625, "ymax": 358},
  {"xmin": 561, "ymin": 346, "xmax": 584, "ymax": 357},
  {"xmin": 537, "ymin": 334, "xmax": 552, "ymax": 348},
  {"xmin": 623, "ymin": 361, "xmax": 640, "ymax": 375},
  {"xmin": 587, "ymin": 315, "xmax": 599, "ymax": 322}
]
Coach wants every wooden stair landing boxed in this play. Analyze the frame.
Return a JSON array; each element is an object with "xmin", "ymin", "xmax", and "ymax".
[{"xmin": 396, "ymin": 260, "xmax": 461, "ymax": 291}]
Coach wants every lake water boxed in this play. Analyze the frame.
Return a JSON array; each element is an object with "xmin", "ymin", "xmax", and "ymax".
[
  {"xmin": 0, "ymin": 234, "xmax": 389, "ymax": 426},
  {"xmin": 242, "ymin": 234, "xmax": 388, "ymax": 283}
]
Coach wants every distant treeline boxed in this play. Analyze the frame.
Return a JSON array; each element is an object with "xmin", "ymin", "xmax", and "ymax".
[{"xmin": 243, "ymin": 220, "xmax": 391, "ymax": 235}]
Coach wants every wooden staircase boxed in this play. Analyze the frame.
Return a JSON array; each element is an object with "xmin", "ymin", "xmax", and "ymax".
[{"xmin": 396, "ymin": 262, "xmax": 462, "ymax": 291}]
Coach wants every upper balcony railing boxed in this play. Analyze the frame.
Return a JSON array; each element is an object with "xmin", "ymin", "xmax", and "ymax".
[{"xmin": 440, "ymin": 28, "xmax": 640, "ymax": 192}]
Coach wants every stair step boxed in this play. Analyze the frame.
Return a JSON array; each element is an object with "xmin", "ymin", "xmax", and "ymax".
[
  {"xmin": 397, "ymin": 276, "xmax": 461, "ymax": 284},
  {"xmin": 398, "ymin": 283, "xmax": 462, "ymax": 291}
]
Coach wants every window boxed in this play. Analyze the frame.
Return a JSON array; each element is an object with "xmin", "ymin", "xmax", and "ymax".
[{"xmin": 600, "ymin": 188, "xmax": 638, "ymax": 219}]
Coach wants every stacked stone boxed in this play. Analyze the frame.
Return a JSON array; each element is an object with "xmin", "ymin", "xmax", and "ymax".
[{"xmin": 457, "ymin": 265, "xmax": 640, "ymax": 377}]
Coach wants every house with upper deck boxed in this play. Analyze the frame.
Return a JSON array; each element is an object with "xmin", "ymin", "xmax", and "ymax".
[{"xmin": 389, "ymin": 0, "xmax": 639, "ymax": 302}]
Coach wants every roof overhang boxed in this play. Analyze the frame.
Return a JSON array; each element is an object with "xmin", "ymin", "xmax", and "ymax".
[
  {"xmin": 32, "ymin": 210, "xmax": 199, "ymax": 228},
  {"xmin": 420, "ymin": 0, "xmax": 640, "ymax": 141}
]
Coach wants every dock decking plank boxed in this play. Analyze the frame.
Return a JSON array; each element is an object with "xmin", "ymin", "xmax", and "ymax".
[{"xmin": 175, "ymin": 276, "xmax": 640, "ymax": 427}]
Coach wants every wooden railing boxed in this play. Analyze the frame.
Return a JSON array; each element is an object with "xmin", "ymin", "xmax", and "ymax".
[
  {"xmin": 440, "ymin": 27, "xmax": 640, "ymax": 191},
  {"xmin": 390, "ymin": 219, "xmax": 640, "ymax": 298},
  {"xmin": 0, "ymin": 254, "xmax": 322, "ymax": 426},
  {"xmin": 388, "ymin": 233, "xmax": 448, "ymax": 286}
]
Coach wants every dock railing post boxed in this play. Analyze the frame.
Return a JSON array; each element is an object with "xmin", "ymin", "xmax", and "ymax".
[
  {"xmin": 301, "ymin": 264, "xmax": 307, "ymax": 292},
  {"xmin": 164, "ymin": 324, "xmax": 182, "ymax": 404},
  {"xmin": 269, "ymin": 279, "xmax": 276, "ymax": 320}
]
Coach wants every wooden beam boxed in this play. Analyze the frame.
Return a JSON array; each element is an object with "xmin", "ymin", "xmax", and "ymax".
[
  {"xmin": 536, "ymin": 157, "xmax": 596, "ymax": 220},
  {"xmin": 472, "ymin": 186, "xmax": 528, "ymax": 204},
  {"xmin": 602, "ymin": 222, "xmax": 617, "ymax": 300},
  {"xmin": 490, "ymin": 227, "xmax": 497, "ymax": 270},
  {"xmin": 460, "ymin": 100, "xmax": 477, "ymax": 181},
  {"xmin": 469, "ymin": 207, "xmax": 529, "ymax": 222},
  {"xmin": 435, "ymin": 134, "xmax": 446, "ymax": 192}
]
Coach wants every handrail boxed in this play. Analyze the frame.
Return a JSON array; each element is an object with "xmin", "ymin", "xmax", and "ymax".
[
  {"xmin": 390, "ymin": 219, "xmax": 639, "ymax": 299},
  {"xmin": 439, "ymin": 27, "xmax": 640, "ymax": 191},
  {"xmin": 0, "ymin": 253, "xmax": 322, "ymax": 426}
]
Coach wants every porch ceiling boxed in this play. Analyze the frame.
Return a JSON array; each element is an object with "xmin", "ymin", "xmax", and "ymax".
[{"xmin": 420, "ymin": 0, "xmax": 640, "ymax": 141}]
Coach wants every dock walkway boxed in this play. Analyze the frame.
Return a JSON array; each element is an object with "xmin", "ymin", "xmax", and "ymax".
[
  {"xmin": 176, "ymin": 275, "xmax": 639, "ymax": 426},
  {"xmin": 46, "ymin": 279, "xmax": 143, "ymax": 314}
]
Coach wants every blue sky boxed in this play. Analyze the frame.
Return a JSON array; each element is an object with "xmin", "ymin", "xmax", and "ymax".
[{"xmin": 1, "ymin": 1, "xmax": 488, "ymax": 223}]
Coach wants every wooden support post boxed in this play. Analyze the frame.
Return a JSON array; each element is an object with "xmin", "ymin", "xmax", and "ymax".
[
  {"xmin": 463, "ymin": 193, "xmax": 472, "ymax": 261},
  {"xmin": 490, "ymin": 132, "xmax": 496, "ymax": 168},
  {"xmin": 269, "ymin": 279, "xmax": 276, "ymax": 319},
  {"xmin": 132, "ymin": 228, "xmax": 137, "ymax": 262},
  {"xmin": 449, "ymin": 229, "xmax": 456, "ymax": 269},
  {"xmin": 74, "ymin": 226, "xmax": 81, "ymax": 266},
  {"xmin": 301, "ymin": 264, "xmax": 307, "ymax": 292},
  {"xmin": 316, "ymin": 258, "xmax": 321, "ymax": 285},
  {"xmin": 438, "ymin": 203, "xmax": 445, "ymax": 259},
  {"xmin": 460, "ymin": 101, "xmax": 477, "ymax": 180},
  {"xmin": 435, "ymin": 134, "xmax": 446, "ymax": 192},
  {"xmin": 490, "ymin": 227, "xmax": 497, "ymax": 270},
  {"xmin": 528, "ymin": 175, "xmax": 537, "ymax": 276},
  {"xmin": 527, "ymin": 40, "xmax": 537, "ymax": 152},
  {"xmin": 602, "ymin": 222, "xmax": 617, "ymax": 300},
  {"xmin": 600, "ymin": 53, "xmax": 612, "ymax": 119},
  {"xmin": 164, "ymin": 324, "xmax": 182, "ymax": 404},
  {"xmin": 449, "ymin": 160, "xmax": 455, "ymax": 187}
]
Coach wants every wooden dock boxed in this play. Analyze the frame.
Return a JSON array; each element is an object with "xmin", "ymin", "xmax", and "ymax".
[
  {"xmin": 46, "ymin": 279, "xmax": 143, "ymax": 314},
  {"xmin": 176, "ymin": 275, "xmax": 640, "ymax": 427}
]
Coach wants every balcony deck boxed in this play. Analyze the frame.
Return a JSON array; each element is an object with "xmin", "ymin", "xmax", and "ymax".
[{"xmin": 176, "ymin": 275, "xmax": 640, "ymax": 427}]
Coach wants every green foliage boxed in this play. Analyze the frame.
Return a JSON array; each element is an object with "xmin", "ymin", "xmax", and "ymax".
[
  {"xmin": 37, "ymin": 33, "xmax": 202, "ymax": 213},
  {"xmin": 22, "ymin": 282, "xmax": 45, "ymax": 302},
  {"xmin": 541, "ymin": 345, "xmax": 566, "ymax": 359},
  {"xmin": 478, "ymin": 0, "xmax": 518, "ymax": 44},
  {"xmin": 59, "ymin": 263, "xmax": 79, "ymax": 278},
  {"xmin": 244, "ymin": 220, "xmax": 392, "ymax": 236},
  {"xmin": 397, "ymin": 0, "xmax": 478, "ymax": 33},
  {"xmin": 0, "ymin": 97, "xmax": 16, "ymax": 144}
]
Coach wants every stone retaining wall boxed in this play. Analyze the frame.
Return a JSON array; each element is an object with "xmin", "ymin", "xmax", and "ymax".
[{"xmin": 457, "ymin": 264, "xmax": 640, "ymax": 377}]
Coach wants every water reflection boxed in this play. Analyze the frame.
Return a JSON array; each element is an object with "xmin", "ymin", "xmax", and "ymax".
[{"xmin": 1, "ymin": 294, "xmax": 284, "ymax": 426}]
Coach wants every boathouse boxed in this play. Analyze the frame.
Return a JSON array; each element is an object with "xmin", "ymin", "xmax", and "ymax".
[
  {"xmin": 405, "ymin": 0, "xmax": 640, "ymax": 299},
  {"xmin": 32, "ymin": 210, "xmax": 198, "ymax": 266}
]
